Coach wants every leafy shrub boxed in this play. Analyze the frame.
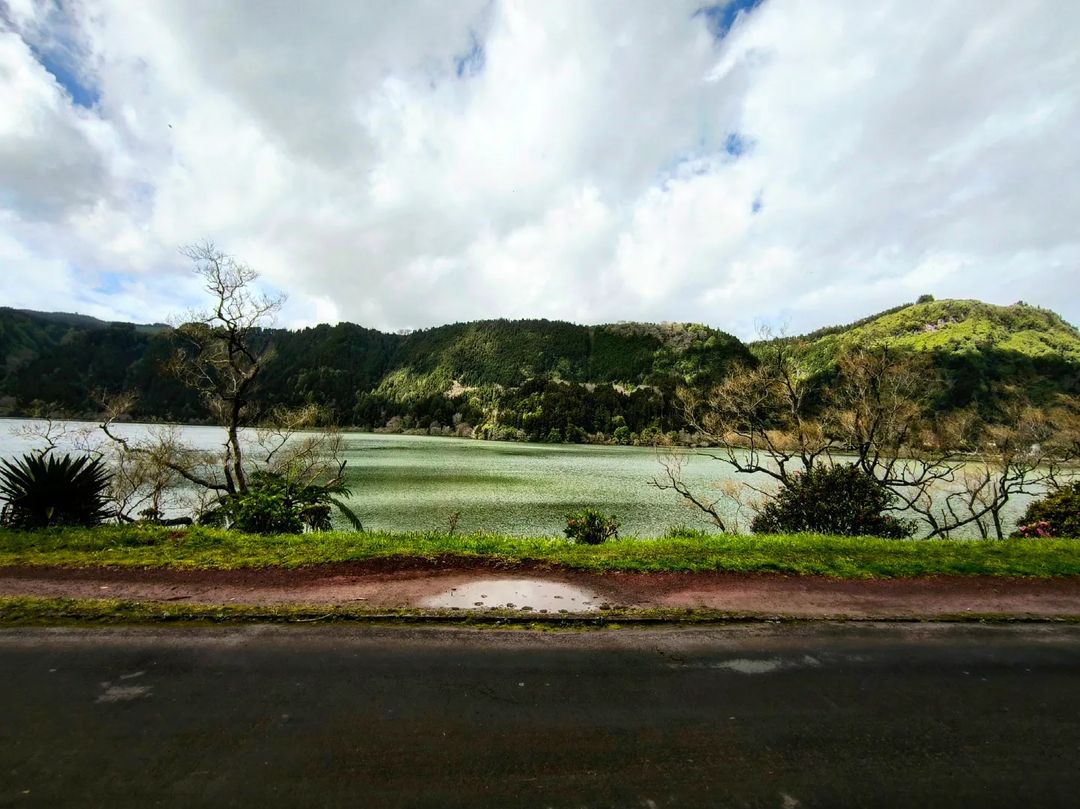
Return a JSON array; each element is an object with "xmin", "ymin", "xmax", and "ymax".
[
  {"xmin": 751, "ymin": 464, "xmax": 916, "ymax": 538},
  {"xmin": 564, "ymin": 425, "xmax": 587, "ymax": 443},
  {"xmin": 0, "ymin": 453, "xmax": 112, "ymax": 528},
  {"xmin": 637, "ymin": 425, "xmax": 664, "ymax": 445},
  {"xmin": 230, "ymin": 483, "xmax": 304, "ymax": 534},
  {"xmin": 564, "ymin": 509, "xmax": 619, "ymax": 544},
  {"xmin": 1012, "ymin": 483, "xmax": 1080, "ymax": 538},
  {"xmin": 200, "ymin": 470, "xmax": 363, "ymax": 534},
  {"xmin": 1014, "ymin": 521, "xmax": 1053, "ymax": 539}
]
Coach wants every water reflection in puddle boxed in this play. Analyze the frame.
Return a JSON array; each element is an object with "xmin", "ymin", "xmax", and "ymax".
[{"xmin": 422, "ymin": 578, "xmax": 607, "ymax": 613}]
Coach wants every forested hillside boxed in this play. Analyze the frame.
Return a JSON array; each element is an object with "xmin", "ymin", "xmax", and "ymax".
[
  {"xmin": 2, "ymin": 298, "xmax": 1077, "ymax": 443},
  {"xmin": 757, "ymin": 298, "xmax": 1080, "ymax": 417},
  {"xmin": 0, "ymin": 310, "xmax": 751, "ymax": 441}
]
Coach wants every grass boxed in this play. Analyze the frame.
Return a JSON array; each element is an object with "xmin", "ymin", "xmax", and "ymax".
[{"xmin": 1, "ymin": 525, "xmax": 1079, "ymax": 578}]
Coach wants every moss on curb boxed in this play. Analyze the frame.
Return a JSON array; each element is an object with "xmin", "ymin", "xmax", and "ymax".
[{"xmin": 2, "ymin": 596, "xmax": 1077, "ymax": 629}]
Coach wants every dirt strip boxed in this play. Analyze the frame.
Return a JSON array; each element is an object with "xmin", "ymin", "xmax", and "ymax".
[{"xmin": 3, "ymin": 563, "xmax": 1080, "ymax": 618}]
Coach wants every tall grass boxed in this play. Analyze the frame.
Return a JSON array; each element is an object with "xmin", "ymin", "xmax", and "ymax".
[{"xmin": 1, "ymin": 525, "xmax": 1078, "ymax": 578}]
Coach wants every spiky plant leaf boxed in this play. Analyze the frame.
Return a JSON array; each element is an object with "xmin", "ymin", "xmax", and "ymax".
[
  {"xmin": 329, "ymin": 497, "xmax": 364, "ymax": 531},
  {"xmin": 0, "ymin": 453, "xmax": 112, "ymax": 528}
]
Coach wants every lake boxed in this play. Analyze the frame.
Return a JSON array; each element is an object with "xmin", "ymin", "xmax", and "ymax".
[{"xmin": 0, "ymin": 418, "xmax": 1033, "ymax": 537}]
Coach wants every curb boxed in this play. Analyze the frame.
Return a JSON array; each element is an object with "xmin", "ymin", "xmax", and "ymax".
[{"xmin": 1, "ymin": 597, "xmax": 1078, "ymax": 628}]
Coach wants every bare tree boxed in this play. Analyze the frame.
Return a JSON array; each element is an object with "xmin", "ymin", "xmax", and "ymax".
[
  {"xmin": 657, "ymin": 338, "xmax": 1079, "ymax": 538},
  {"xmin": 168, "ymin": 241, "xmax": 286, "ymax": 494},
  {"xmin": 100, "ymin": 391, "xmax": 231, "ymax": 496},
  {"xmin": 97, "ymin": 244, "xmax": 360, "ymax": 529},
  {"xmin": 101, "ymin": 243, "xmax": 285, "ymax": 494},
  {"xmin": 922, "ymin": 402, "xmax": 1077, "ymax": 538},
  {"xmin": 10, "ymin": 406, "xmax": 79, "ymax": 458},
  {"xmin": 650, "ymin": 449, "xmax": 730, "ymax": 531}
]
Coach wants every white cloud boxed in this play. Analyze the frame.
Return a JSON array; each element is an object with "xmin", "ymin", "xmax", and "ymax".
[{"xmin": 0, "ymin": 0, "xmax": 1077, "ymax": 336}]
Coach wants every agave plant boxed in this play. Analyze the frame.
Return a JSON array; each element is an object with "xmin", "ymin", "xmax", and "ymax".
[{"xmin": 0, "ymin": 453, "xmax": 112, "ymax": 528}]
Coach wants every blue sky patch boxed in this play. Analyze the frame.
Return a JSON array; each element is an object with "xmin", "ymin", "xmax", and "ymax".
[
  {"xmin": 695, "ymin": 0, "xmax": 765, "ymax": 40},
  {"xmin": 93, "ymin": 271, "xmax": 126, "ymax": 295},
  {"xmin": 751, "ymin": 193, "xmax": 763, "ymax": 214},
  {"xmin": 725, "ymin": 132, "xmax": 751, "ymax": 156},
  {"xmin": 454, "ymin": 33, "xmax": 485, "ymax": 78},
  {"xmin": 655, "ymin": 130, "xmax": 753, "ymax": 185},
  {"xmin": 31, "ymin": 44, "xmax": 100, "ymax": 109}
]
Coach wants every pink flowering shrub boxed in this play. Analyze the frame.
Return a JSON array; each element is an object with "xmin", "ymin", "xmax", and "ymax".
[
  {"xmin": 1011, "ymin": 483, "xmax": 1080, "ymax": 538},
  {"xmin": 1014, "ymin": 521, "xmax": 1053, "ymax": 538}
]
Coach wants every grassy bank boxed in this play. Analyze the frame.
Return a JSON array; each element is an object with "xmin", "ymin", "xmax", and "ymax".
[{"xmin": 1, "ymin": 525, "xmax": 1078, "ymax": 578}]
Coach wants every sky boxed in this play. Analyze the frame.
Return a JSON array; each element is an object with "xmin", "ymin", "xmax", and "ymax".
[{"xmin": 0, "ymin": 0, "xmax": 1078, "ymax": 338}]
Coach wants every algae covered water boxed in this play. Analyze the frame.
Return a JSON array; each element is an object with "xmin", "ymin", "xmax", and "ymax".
[
  {"xmin": 0, "ymin": 420, "xmax": 731, "ymax": 537},
  {"xmin": 340, "ymin": 432, "xmax": 728, "ymax": 537},
  {"xmin": 0, "ymin": 419, "xmax": 1033, "ymax": 537}
]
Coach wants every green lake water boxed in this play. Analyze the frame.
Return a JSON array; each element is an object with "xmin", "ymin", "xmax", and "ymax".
[
  {"xmin": 339, "ymin": 432, "xmax": 732, "ymax": 536},
  {"xmin": 0, "ymin": 419, "xmax": 1035, "ymax": 537},
  {"xmin": 0, "ymin": 419, "xmax": 748, "ymax": 536}
]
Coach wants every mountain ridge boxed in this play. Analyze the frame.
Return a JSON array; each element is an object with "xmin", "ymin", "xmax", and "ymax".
[{"xmin": 1, "ymin": 298, "xmax": 1077, "ymax": 441}]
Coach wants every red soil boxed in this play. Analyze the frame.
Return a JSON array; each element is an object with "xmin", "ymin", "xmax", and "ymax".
[{"xmin": 2, "ymin": 561, "xmax": 1079, "ymax": 618}]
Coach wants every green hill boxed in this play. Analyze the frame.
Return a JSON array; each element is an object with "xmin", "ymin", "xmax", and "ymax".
[
  {"xmin": 1, "ymin": 299, "xmax": 1076, "ymax": 438},
  {"xmin": 759, "ymin": 299, "xmax": 1080, "ymax": 412},
  {"xmin": 0, "ymin": 308, "xmax": 167, "ymax": 386},
  {"xmin": 0, "ymin": 309, "xmax": 80, "ymax": 384},
  {"xmin": 373, "ymin": 319, "xmax": 749, "ymax": 400},
  {"xmin": 0, "ymin": 311, "xmax": 752, "ymax": 440}
]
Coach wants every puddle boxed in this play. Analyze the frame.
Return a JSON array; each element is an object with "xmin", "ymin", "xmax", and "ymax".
[
  {"xmin": 713, "ymin": 658, "xmax": 784, "ymax": 675},
  {"xmin": 96, "ymin": 682, "xmax": 153, "ymax": 703},
  {"xmin": 668, "ymin": 655, "xmax": 823, "ymax": 675},
  {"xmin": 707, "ymin": 655, "xmax": 822, "ymax": 675},
  {"xmin": 421, "ymin": 578, "xmax": 605, "ymax": 612}
]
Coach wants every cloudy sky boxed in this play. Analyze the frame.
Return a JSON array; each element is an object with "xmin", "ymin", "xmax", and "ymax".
[{"xmin": 1, "ymin": 0, "xmax": 1078, "ymax": 338}]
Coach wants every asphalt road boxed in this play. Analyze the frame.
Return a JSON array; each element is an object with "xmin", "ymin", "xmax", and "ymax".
[{"xmin": 1, "ymin": 624, "xmax": 1079, "ymax": 808}]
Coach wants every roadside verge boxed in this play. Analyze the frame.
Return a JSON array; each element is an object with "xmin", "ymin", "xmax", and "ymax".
[{"xmin": 3, "ymin": 561, "xmax": 1079, "ymax": 625}]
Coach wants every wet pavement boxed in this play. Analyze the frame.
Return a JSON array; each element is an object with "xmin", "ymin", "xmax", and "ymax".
[{"xmin": 1, "ymin": 623, "xmax": 1079, "ymax": 807}]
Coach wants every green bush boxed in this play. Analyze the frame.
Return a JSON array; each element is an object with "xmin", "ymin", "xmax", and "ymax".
[
  {"xmin": 0, "ymin": 453, "xmax": 111, "ymax": 528},
  {"xmin": 564, "ymin": 509, "xmax": 619, "ymax": 544},
  {"xmin": 201, "ymin": 470, "xmax": 362, "ymax": 535},
  {"xmin": 564, "ymin": 424, "xmax": 587, "ymax": 443},
  {"xmin": 233, "ymin": 487, "xmax": 303, "ymax": 534},
  {"xmin": 751, "ymin": 464, "xmax": 916, "ymax": 539},
  {"xmin": 1013, "ymin": 483, "xmax": 1080, "ymax": 538}
]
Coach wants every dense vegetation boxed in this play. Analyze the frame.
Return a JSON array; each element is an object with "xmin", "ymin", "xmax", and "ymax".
[
  {"xmin": 5, "ymin": 253, "xmax": 1075, "ymax": 557},
  {"xmin": 749, "ymin": 464, "xmax": 916, "ymax": 539},
  {"xmin": 2, "ymin": 298, "xmax": 1078, "ymax": 442},
  {"xmin": 0, "ymin": 308, "xmax": 751, "ymax": 440},
  {"xmin": 199, "ymin": 470, "xmax": 364, "ymax": 535},
  {"xmin": 757, "ymin": 298, "xmax": 1080, "ymax": 417}
]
